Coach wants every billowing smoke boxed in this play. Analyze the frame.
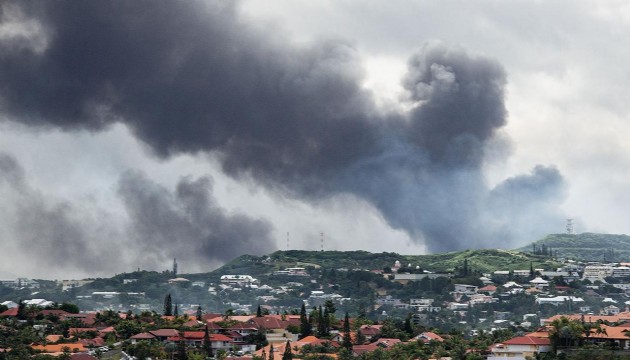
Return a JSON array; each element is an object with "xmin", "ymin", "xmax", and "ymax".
[
  {"xmin": 0, "ymin": 1, "xmax": 566, "ymax": 259},
  {"xmin": 0, "ymin": 152, "xmax": 117, "ymax": 275},
  {"xmin": 118, "ymin": 171, "xmax": 274, "ymax": 265},
  {"xmin": 0, "ymin": 152, "xmax": 274, "ymax": 276}
]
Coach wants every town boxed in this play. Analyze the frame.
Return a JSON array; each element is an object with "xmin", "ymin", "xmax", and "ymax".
[{"xmin": 2, "ymin": 247, "xmax": 630, "ymax": 359}]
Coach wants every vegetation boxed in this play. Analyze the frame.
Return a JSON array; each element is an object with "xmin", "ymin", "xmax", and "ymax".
[{"xmin": 519, "ymin": 233, "xmax": 630, "ymax": 261}]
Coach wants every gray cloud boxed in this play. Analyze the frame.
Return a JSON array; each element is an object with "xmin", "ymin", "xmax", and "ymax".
[
  {"xmin": 0, "ymin": 152, "xmax": 115, "ymax": 275},
  {"xmin": 0, "ymin": 151, "xmax": 273, "ymax": 277},
  {"xmin": 118, "ymin": 171, "xmax": 274, "ymax": 265},
  {"xmin": 0, "ymin": 1, "xmax": 566, "ymax": 256}
]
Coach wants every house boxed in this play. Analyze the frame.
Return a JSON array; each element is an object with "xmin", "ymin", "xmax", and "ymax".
[
  {"xmin": 477, "ymin": 285, "xmax": 497, "ymax": 295},
  {"xmin": 358, "ymin": 324, "xmax": 382, "ymax": 342},
  {"xmin": 488, "ymin": 336, "xmax": 551, "ymax": 360},
  {"xmin": 130, "ymin": 332, "xmax": 156, "ymax": 344},
  {"xmin": 0, "ymin": 301, "xmax": 17, "ymax": 309},
  {"xmin": 149, "ymin": 328, "xmax": 179, "ymax": 342},
  {"xmin": 529, "ymin": 277, "xmax": 549, "ymax": 290},
  {"xmin": 454, "ymin": 284, "xmax": 478, "ymax": 294},
  {"xmin": 535, "ymin": 296, "xmax": 584, "ymax": 306},
  {"xmin": 582, "ymin": 265, "xmax": 614, "ymax": 281},
  {"xmin": 31, "ymin": 343, "xmax": 87, "ymax": 354},
  {"xmin": 587, "ymin": 325, "xmax": 630, "ymax": 349},
  {"xmin": 0, "ymin": 307, "xmax": 18, "ymax": 317},
  {"xmin": 220, "ymin": 275, "xmax": 258, "ymax": 285},
  {"xmin": 414, "ymin": 332, "xmax": 445, "ymax": 343},
  {"xmin": 601, "ymin": 305, "xmax": 621, "ymax": 316}
]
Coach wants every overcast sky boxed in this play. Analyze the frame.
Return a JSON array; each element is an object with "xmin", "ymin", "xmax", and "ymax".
[{"xmin": 1, "ymin": 1, "xmax": 629, "ymax": 279}]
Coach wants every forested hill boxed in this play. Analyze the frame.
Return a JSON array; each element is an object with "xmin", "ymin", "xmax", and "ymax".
[
  {"xmin": 197, "ymin": 249, "xmax": 561, "ymax": 281},
  {"xmin": 517, "ymin": 233, "xmax": 630, "ymax": 262}
]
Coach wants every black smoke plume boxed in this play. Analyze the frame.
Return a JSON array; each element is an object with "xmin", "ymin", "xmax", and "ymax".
[
  {"xmin": 118, "ymin": 172, "xmax": 274, "ymax": 265},
  {"xmin": 0, "ymin": 1, "xmax": 566, "ymax": 253}
]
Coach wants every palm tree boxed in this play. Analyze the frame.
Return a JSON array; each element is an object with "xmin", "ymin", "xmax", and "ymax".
[{"xmin": 548, "ymin": 317, "xmax": 584, "ymax": 352}]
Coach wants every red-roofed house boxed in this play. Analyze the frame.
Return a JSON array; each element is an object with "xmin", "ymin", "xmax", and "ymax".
[
  {"xmin": 182, "ymin": 331, "xmax": 205, "ymax": 346},
  {"xmin": 478, "ymin": 285, "xmax": 498, "ymax": 295},
  {"xmin": 69, "ymin": 328, "xmax": 98, "ymax": 336},
  {"xmin": 247, "ymin": 316, "xmax": 288, "ymax": 330},
  {"xmin": 414, "ymin": 331, "xmax": 445, "ymax": 343},
  {"xmin": 488, "ymin": 336, "xmax": 551, "ymax": 360},
  {"xmin": 130, "ymin": 332, "xmax": 156, "ymax": 344},
  {"xmin": 149, "ymin": 329, "xmax": 179, "ymax": 342},
  {"xmin": 228, "ymin": 322, "xmax": 258, "ymax": 335},
  {"xmin": 359, "ymin": 324, "xmax": 382, "ymax": 341},
  {"xmin": 0, "ymin": 308, "xmax": 18, "ymax": 317}
]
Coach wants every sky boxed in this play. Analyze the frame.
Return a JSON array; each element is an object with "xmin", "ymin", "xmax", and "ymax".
[{"xmin": 1, "ymin": 1, "xmax": 630, "ymax": 279}]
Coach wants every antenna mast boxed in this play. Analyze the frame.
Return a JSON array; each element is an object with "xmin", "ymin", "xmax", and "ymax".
[
  {"xmin": 320, "ymin": 232, "xmax": 324, "ymax": 252},
  {"xmin": 566, "ymin": 219, "xmax": 574, "ymax": 235}
]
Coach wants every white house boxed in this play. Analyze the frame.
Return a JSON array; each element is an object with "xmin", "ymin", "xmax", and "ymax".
[
  {"xmin": 535, "ymin": 296, "xmax": 584, "ymax": 305},
  {"xmin": 488, "ymin": 336, "xmax": 551, "ymax": 360},
  {"xmin": 529, "ymin": 277, "xmax": 549, "ymax": 290},
  {"xmin": 220, "ymin": 275, "xmax": 258, "ymax": 285}
]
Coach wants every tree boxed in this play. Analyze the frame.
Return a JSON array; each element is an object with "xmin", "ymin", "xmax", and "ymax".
[
  {"xmin": 17, "ymin": 299, "xmax": 26, "ymax": 320},
  {"xmin": 268, "ymin": 344, "xmax": 275, "ymax": 360},
  {"xmin": 317, "ymin": 306, "xmax": 326, "ymax": 337},
  {"xmin": 355, "ymin": 328, "xmax": 366, "ymax": 345},
  {"xmin": 257, "ymin": 305, "xmax": 263, "ymax": 317},
  {"xmin": 177, "ymin": 340, "xmax": 188, "ymax": 360},
  {"xmin": 59, "ymin": 303, "xmax": 80, "ymax": 314},
  {"xmin": 164, "ymin": 293, "xmax": 173, "ymax": 316},
  {"xmin": 174, "ymin": 303, "xmax": 179, "ymax": 317},
  {"xmin": 196, "ymin": 306, "xmax": 203, "ymax": 321},
  {"xmin": 203, "ymin": 325, "xmax": 213, "ymax": 358},
  {"xmin": 342, "ymin": 312, "xmax": 352, "ymax": 350},
  {"xmin": 282, "ymin": 340, "xmax": 293, "ymax": 360},
  {"xmin": 300, "ymin": 303, "xmax": 312, "ymax": 339},
  {"xmin": 548, "ymin": 316, "xmax": 584, "ymax": 353}
]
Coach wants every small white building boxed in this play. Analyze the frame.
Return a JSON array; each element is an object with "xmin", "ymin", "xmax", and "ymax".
[
  {"xmin": 220, "ymin": 275, "xmax": 258, "ymax": 285},
  {"xmin": 529, "ymin": 277, "xmax": 549, "ymax": 290},
  {"xmin": 583, "ymin": 265, "xmax": 614, "ymax": 281}
]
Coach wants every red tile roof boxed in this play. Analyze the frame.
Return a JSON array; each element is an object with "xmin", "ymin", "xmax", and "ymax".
[
  {"xmin": 130, "ymin": 332, "xmax": 156, "ymax": 340},
  {"xmin": 0, "ymin": 308, "xmax": 18, "ymax": 317},
  {"xmin": 150, "ymin": 329, "xmax": 179, "ymax": 337},
  {"xmin": 183, "ymin": 331, "xmax": 205, "ymax": 340},
  {"xmin": 503, "ymin": 336, "xmax": 551, "ymax": 345}
]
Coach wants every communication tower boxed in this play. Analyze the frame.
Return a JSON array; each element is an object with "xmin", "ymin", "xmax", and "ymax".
[
  {"xmin": 566, "ymin": 219, "xmax": 574, "ymax": 235},
  {"xmin": 320, "ymin": 232, "xmax": 324, "ymax": 252}
]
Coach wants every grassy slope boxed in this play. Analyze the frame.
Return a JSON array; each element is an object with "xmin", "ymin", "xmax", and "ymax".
[
  {"xmin": 206, "ymin": 249, "xmax": 561, "ymax": 277},
  {"xmin": 517, "ymin": 232, "xmax": 630, "ymax": 261}
]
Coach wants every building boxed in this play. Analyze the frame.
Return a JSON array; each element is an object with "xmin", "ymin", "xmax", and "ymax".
[
  {"xmin": 220, "ymin": 275, "xmax": 258, "ymax": 285},
  {"xmin": 613, "ymin": 266, "xmax": 630, "ymax": 278},
  {"xmin": 393, "ymin": 273, "xmax": 451, "ymax": 284},
  {"xmin": 488, "ymin": 336, "xmax": 551, "ymax": 360},
  {"xmin": 582, "ymin": 265, "xmax": 614, "ymax": 281}
]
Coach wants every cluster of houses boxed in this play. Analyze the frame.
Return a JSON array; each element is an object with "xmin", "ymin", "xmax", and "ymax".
[{"xmin": 487, "ymin": 311, "xmax": 630, "ymax": 359}]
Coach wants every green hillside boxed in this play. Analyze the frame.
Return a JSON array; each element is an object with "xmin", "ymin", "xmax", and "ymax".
[
  {"xmin": 205, "ymin": 249, "xmax": 561, "ymax": 278},
  {"xmin": 517, "ymin": 232, "xmax": 630, "ymax": 262}
]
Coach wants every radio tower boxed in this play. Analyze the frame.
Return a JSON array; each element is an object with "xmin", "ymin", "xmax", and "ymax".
[
  {"xmin": 566, "ymin": 219, "xmax": 574, "ymax": 235},
  {"xmin": 320, "ymin": 232, "xmax": 324, "ymax": 252},
  {"xmin": 173, "ymin": 258, "xmax": 178, "ymax": 277},
  {"xmin": 286, "ymin": 232, "xmax": 290, "ymax": 250}
]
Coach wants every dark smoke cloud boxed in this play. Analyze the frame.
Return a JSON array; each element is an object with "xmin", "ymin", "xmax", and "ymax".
[
  {"xmin": 0, "ymin": 151, "xmax": 273, "ymax": 276},
  {"xmin": 0, "ymin": 152, "xmax": 116, "ymax": 274},
  {"xmin": 0, "ymin": 1, "xmax": 566, "ymax": 254},
  {"xmin": 118, "ymin": 171, "xmax": 274, "ymax": 265}
]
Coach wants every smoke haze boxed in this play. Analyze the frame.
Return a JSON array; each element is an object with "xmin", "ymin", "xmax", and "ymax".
[{"xmin": 0, "ymin": 1, "xmax": 567, "ymax": 276}]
